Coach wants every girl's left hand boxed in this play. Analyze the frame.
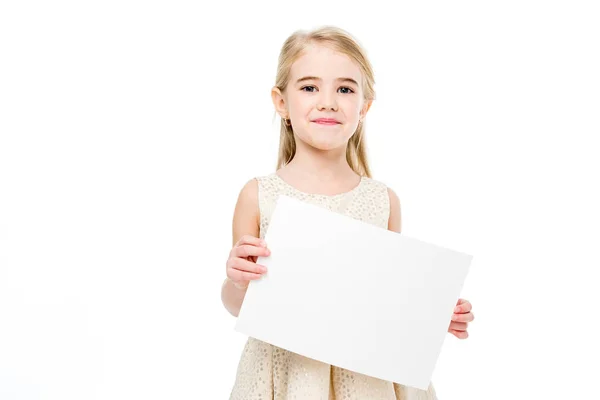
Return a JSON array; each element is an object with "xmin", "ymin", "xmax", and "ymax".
[{"xmin": 448, "ymin": 298, "xmax": 474, "ymax": 339}]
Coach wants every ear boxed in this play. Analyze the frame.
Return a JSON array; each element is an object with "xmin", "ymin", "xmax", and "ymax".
[
  {"xmin": 360, "ymin": 99, "xmax": 373, "ymax": 119},
  {"xmin": 271, "ymin": 86, "xmax": 288, "ymax": 119}
]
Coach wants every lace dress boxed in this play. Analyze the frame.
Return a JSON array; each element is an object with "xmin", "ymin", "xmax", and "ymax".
[{"xmin": 229, "ymin": 173, "xmax": 438, "ymax": 400}]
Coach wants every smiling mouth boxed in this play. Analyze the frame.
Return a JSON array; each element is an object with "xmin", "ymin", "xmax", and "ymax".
[{"xmin": 312, "ymin": 121, "xmax": 341, "ymax": 126}]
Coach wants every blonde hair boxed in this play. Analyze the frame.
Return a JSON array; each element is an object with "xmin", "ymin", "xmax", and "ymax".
[{"xmin": 273, "ymin": 26, "xmax": 376, "ymax": 178}]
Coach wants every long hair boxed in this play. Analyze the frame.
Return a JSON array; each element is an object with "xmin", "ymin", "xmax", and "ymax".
[{"xmin": 273, "ymin": 26, "xmax": 376, "ymax": 178}]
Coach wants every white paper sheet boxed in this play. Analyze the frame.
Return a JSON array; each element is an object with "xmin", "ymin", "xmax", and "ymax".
[{"xmin": 234, "ymin": 195, "xmax": 472, "ymax": 390}]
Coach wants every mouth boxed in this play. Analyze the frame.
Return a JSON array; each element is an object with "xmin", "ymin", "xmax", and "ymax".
[{"xmin": 312, "ymin": 119, "xmax": 341, "ymax": 126}]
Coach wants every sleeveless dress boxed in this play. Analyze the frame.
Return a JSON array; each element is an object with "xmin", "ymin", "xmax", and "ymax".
[{"xmin": 229, "ymin": 173, "xmax": 438, "ymax": 400}]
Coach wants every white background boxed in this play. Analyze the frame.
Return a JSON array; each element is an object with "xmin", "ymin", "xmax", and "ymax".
[{"xmin": 1, "ymin": 1, "xmax": 598, "ymax": 399}]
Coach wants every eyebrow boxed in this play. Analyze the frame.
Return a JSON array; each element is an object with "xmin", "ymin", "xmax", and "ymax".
[{"xmin": 295, "ymin": 76, "xmax": 359, "ymax": 86}]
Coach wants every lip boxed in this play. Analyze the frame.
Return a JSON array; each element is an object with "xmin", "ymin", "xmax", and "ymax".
[{"xmin": 312, "ymin": 118, "xmax": 341, "ymax": 125}]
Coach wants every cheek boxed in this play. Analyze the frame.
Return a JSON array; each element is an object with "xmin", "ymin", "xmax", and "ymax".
[
  {"xmin": 341, "ymin": 98, "xmax": 362, "ymax": 115},
  {"xmin": 288, "ymin": 93, "xmax": 309, "ymax": 107}
]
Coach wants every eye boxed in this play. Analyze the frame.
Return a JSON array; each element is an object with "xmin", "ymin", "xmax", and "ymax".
[{"xmin": 300, "ymin": 86, "xmax": 355, "ymax": 94}]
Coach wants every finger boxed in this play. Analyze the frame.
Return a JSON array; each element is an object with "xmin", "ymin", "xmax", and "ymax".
[
  {"xmin": 450, "ymin": 329, "xmax": 469, "ymax": 339},
  {"xmin": 451, "ymin": 329, "xmax": 469, "ymax": 339},
  {"xmin": 454, "ymin": 299, "xmax": 472, "ymax": 313},
  {"xmin": 228, "ymin": 268, "xmax": 263, "ymax": 282},
  {"xmin": 230, "ymin": 258, "xmax": 268, "ymax": 274},
  {"xmin": 452, "ymin": 311, "xmax": 475, "ymax": 323},
  {"xmin": 449, "ymin": 321, "xmax": 468, "ymax": 331},
  {"xmin": 451, "ymin": 312, "xmax": 474, "ymax": 322},
  {"xmin": 236, "ymin": 235, "xmax": 266, "ymax": 248},
  {"xmin": 234, "ymin": 244, "xmax": 271, "ymax": 259}
]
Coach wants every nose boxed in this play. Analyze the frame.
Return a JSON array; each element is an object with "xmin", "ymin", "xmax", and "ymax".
[{"xmin": 317, "ymin": 87, "xmax": 338, "ymax": 111}]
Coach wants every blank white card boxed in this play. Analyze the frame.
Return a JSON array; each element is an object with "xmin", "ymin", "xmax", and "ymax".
[{"xmin": 235, "ymin": 195, "xmax": 472, "ymax": 390}]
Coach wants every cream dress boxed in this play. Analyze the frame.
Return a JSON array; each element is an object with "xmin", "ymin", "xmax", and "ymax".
[{"xmin": 229, "ymin": 173, "xmax": 438, "ymax": 400}]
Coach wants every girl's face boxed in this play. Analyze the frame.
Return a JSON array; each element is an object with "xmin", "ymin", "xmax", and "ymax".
[{"xmin": 273, "ymin": 43, "xmax": 371, "ymax": 152}]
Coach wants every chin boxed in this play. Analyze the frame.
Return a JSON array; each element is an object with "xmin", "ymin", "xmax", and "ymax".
[
  {"xmin": 307, "ymin": 136, "xmax": 348, "ymax": 151},
  {"xmin": 296, "ymin": 128, "xmax": 350, "ymax": 151}
]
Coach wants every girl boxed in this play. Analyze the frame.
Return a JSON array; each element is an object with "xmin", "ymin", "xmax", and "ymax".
[{"xmin": 221, "ymin": 25, "xmax": 475, "ymax": 400}]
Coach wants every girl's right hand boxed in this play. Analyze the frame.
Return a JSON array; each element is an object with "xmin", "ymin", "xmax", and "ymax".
[{"xmin": 226, "ymin": 235, "xmax": 270, "ymax": 289}]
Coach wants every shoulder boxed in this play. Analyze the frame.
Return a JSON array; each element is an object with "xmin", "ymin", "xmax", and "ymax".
[
  {"xmin": 235, "ymin": 173, "xmax": 277, "ymax": 213},
  {"xmin": 363, "ymin": 177, "xmax": 401, "ymax": 233},
  {"xmin": 231, "ymin": 177, "xmax": 261, "ymax": 245},
  {"xmin": 237, "ymin": 177, "xmax": 259, "ymax": 204},
  {"xmin": 360, "ymin": 176, "xmax": 389, "ymax": 195},
  {"xmin": 237, "ymin": 173, "xmax": 276, "ymax": 197},
  {"xmin": 361, "ymin": 176, "xmax": 398, "ymax": 202},
  {"xmin": 233, "ymin": 177, "xmax": 261, "ymax": 223}
]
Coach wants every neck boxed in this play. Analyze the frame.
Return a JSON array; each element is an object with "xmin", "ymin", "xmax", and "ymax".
[{"xmin": 284, "ymin": 141, "xmax": 356, "ymax": 182}]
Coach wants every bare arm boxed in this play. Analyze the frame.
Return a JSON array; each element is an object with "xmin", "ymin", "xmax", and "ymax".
[
  {"xmin": 221, "ymin": 178, "xmax": 261, "ymax": 317},
  {"xmin": 387, "ymin": 187, "xmax": 402, "ymax": 233}
]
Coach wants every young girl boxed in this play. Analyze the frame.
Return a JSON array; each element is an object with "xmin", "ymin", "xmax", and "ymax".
[{"xmin": 221, "ymin": 25, "xmax": 475, "ymax": 400}]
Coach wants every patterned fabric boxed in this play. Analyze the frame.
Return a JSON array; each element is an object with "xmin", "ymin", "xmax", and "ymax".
[{"xmin": 229, "ymin": 173, "xmax": 438, "ymax": 400}]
